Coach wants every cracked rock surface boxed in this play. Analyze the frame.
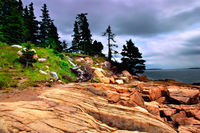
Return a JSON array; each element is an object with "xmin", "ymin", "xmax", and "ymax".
[{"xmin": 0, "ymin": 83, "xmax": 176, "ymax": 133}]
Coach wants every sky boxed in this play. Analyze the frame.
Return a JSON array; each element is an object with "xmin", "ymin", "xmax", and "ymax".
[{"xmin": 21, "ymin": 0, "xmax": 200, "ymax": 69}]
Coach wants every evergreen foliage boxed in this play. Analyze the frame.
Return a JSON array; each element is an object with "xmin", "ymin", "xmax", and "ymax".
[
  {"xmin": 23, "ymin": 2, "xmax": 39, "ymax": 45},
  {"xmin": 71, "ymin": 13, "xmax": 93, "ymax": 55},
  {"xmin": 121, "ymin": 39, "xmax": 146, "ymax": 74},
  {"xmin": 102, "ymin": 25, "xmax": 118, "ymax": 62},
  {"xmin": 71, "ymin": 21, "xmax": 81, "ymax": 53},
  {"xmin": 0, "ymin": 0, "xmax": 24, "ymax": 45},
  {"xmin": 38, "ymin": 4, "xmax": 52, "ymax": 46},
  {"xmin": 93, "ymin": 40, "xmax": 104, "ymax": 56}
]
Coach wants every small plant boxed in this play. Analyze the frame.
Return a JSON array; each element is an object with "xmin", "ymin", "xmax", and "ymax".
[{"xmin": 19, "ymin": 42, "xmax": 37, "ymax": 67}]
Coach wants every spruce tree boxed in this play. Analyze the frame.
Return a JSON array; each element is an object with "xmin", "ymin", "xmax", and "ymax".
[
  {"xmin": 28, "ymin": 2, "xmax": 39, "ymax": 45},
  {"xmin": 93, "ymin": 40, "xmax": 103, "ymax": 56},
  {"xmin": 23, "ymin": 6, "xmax": 31, "ymax": 42},
  {"xmin": 38, "ymin": 4, "xmax": 52, "ymax": 47},
  {"xmin": 47, "ymin": 21, "xmax": 62, "ymax": 53},
  {"xmin": 121, "ymin": 39, "xmax": 146, "ymax": 74},
  {"xmin": 102, "ymin": 25, "xmax": 118, "ymax": 62},
  {"xmin": 71, "ymin": 21, "xmax": 80, "ymax": 53},
  {"xmin": 71, "ymin": 13, "xmax": 93, "ymax": 55},
  {"xmin": 0, "ymin": 0, "xmax": 24, "ymax": 44}
]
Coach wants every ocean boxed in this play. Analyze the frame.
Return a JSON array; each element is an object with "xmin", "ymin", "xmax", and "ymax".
[{"xmin": 140, "ymin": 69, "xmax": 200, "ymax": 84}]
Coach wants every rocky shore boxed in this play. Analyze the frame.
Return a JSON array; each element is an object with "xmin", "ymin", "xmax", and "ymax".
[
  {"xmin": 0, "ymin": 78, "xmax": 199, "ymax": 133},
  {"xmin": 0, "ymin": 57, "xmax": 200, "ymax": 133}
]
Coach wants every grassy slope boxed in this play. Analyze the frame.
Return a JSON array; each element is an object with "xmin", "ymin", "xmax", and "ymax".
[{"xmin": 0, "ymin": 43, "xmax": 77, "ymax": 92}]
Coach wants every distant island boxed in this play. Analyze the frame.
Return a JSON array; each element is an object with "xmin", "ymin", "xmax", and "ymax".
[
  {"xmin": 188, "ymin": 67, "xmax": 200, "ymax": 69},
  {"xmin": 146, "ymin": 68, "xmax": 162, "ymax": 70}
]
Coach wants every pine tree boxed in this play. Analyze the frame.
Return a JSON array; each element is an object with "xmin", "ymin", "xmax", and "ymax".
[
  {"xmin": 47, "ymin": 21, "xmax": 62, "ymax": 53},
  {"xmin": 17, "ymin": 0, "xmax": 23, "ymax": 14},
  {"xmin": 102, "ymin": 25, "xmax": 118, "ymax": 62},
  {"xmin": 71, "ymin": 13, "xmax": 93, "ymax": 55},
  {"xmin": 62, "ymin": 40, "xmax": 68, "ymax": 52},
  {"xmin": 93, "ymin": 40, "xmax": 103, "ymax": 56},
  {"xmin": 38, "ymin": 4, "xmax": 52, "ymax": 47},
  {"xmin": 28, "ymin": 2, "xmax": 39, "ymax": 45},
  {"xmin": 121, "ymin": 39, "xmax": 146, "ymax": 74},
  {"xmin": 71, "ymin": 21, "xmax": 80, "ymax": 53},
  {"xmin": 23, "ymin": 5, "xmax": 31, "ymax": 42},
  {"xmin": 0, "ymin": 0, "xmax": 24, "ymax": 44}
]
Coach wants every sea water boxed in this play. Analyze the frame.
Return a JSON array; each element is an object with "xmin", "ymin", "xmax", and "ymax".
[{"xmin": 141, "ymin": 69, "xmax": 200, "ymax": 84}]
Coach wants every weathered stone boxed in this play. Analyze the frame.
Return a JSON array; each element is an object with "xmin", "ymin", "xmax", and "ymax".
[
  {"xmin": 115, "ymin": 80, "xmax": 124, "ymax": 85},
  {"xmin": 156, "ymin": 97, "xmax": 166, "ymax": 104},
  {"xmin": 139, "ymin": 75, "xmax": 148, "ymax": 82},
  {"xmin": 119, "ymin": 77, "xmax": 129, "ymax": 83},
  {"xmin": 145, "ymin": 102, "xmax": 160, "ymax": 116},
  {"xmin": 122, "ymin": 70, "xmax": 132, "ymax": 79},
  {"xmin": 160, "ymin": 108, "xmax": 177, "ymax": 116},
  {"xmin": 171, "ymin": 111, "xmax": 188, "ymax": 125},
  {"xmin": 129, "ymin": 91, "xmax": 145, "ymax": 108},
  {"xmin": 75, "ymin": 57, "xmax": 85, "ymax": 63},
  {"xmin": 169, "ymin": 89, "xmax": 199, "ymax": 104},
  {"xmin": 104, "ymin": 61, "xmax": 111, "ymax": 68},
  {"xmin": 84, "ymin": 57, "xmax": 93, "ymax": 65},
  {"xmin": 38, "ymin": 58, "xmax": 47, "ymax": 62},
  {"xmin": 107, "ymin": 92, "xmax": 120, "ymax": 103},
  {"xmin": 110, "ymin": 76, "xmax": 116, "ymax": 84},
  {"xmin": 0, "ymin": 83, "xmax": 177, "ymax": 133},
  {"xmin": 50, "ymin": 72, "xmax": 59, "ymax": 80},
  {"xmin": 93, "ymin": 68, "xmax": 104, "ymax": 77},
  {"xmin": 39, "ymin": 70, "xmax": 47, "ymax": 75},
  {"xmin": 12, "ymin": 45, "xmax": 23, "ymax": 48},
  {"xmin": 99, "ymin": 77, "xmax": 110, "ymax": 84}
]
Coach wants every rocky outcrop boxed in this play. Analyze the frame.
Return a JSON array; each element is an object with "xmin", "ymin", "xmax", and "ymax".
[{"xmin": 0, "ymin": 83, "xmax": 176, "ymax": 133}]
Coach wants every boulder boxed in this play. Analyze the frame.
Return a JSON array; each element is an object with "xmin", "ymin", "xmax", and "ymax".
[
  {"xmin": 50, "ymin": 72, "xmax": 59, "ymax": 80},
  {"xmin": 139, "ymin": 75, "xmax": 148, "ymax": 82},
  {"xmin": 11, "ymin": 45, "xmax": 22, "ymax": 48},
  {"xmin": 38, "ymin": 58, "xmax": 47, "ymax": 62},
  {"xmin": 39, "ymin": 70, "xmax": 47, "ymax": 75},
  {"xmin": 160, "ymin": 108, "xmax": 177, "ymax": 116},
  {"xmin": 144, "ymin": 102, "xmax": 160, "ymax": 116},
  {"xmin": 122, "ymin": 70, "xmax": 132, "ymax": 79},
  {"xmin": 104, "ymin": 61, "xmax": 111, "ymax": 68},
  {"xmin": 107, "ymin": 92, "xmax": 120, "ymax": 103},
  {"xmin": 99, "ymin": 77, "xmax": 110, "ymax": 84},
  {"xmin": 119, "ymin": 77, "xmax": 129, "ymax": 83},
  {"xmin": 85, "ymin": 57, "xmax": 93, "ymax": 65},
  {"xmin": 75, "ymin": 57, "xmax": 85, "ymax": 63},
  {"xmin": 109, "ymin": 76, "xmax": 116, "ymax": 84},
  {"xmin": 129, "ymin": 90, "xmax": 145, "ymax": 108},
  {"xmin": 93, "ymin": 68, "xmax": 104, "ymax": 77},
  {"xmin": 168, "ymin": 89, "xmax": 199, "ymax": 104},
  {"xmin": 115, "ymin": 80, "xmax": 124, "ymax": 85}
]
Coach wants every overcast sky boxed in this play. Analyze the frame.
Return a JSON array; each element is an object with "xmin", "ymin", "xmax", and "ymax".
[{"xmin": 22, "ymin": 0, "xmax": 200, "ymax": 69}]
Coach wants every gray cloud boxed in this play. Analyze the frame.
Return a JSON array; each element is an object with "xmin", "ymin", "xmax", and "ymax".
[{"xmin": 22, "ymin": 0, "xmax": 200, "ymax": 69}]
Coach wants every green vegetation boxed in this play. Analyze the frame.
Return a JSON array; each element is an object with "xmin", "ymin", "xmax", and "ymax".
[{"xmin": 0, "ymin": 42, "xmax": 76, "ymax": 91}]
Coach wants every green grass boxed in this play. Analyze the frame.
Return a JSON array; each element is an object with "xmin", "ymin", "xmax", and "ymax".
[{"xmin": 0, "ymin": 42, "xmax": 77, "ymax": 90}]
